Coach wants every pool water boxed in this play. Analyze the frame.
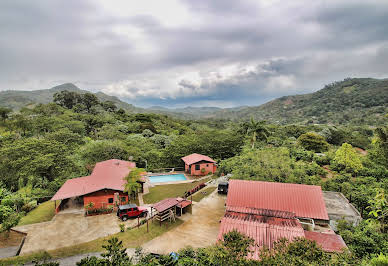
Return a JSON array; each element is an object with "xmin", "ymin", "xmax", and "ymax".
[{"xmin": 148, "ymin": 174, "xmax": 187, "ymax": 183}]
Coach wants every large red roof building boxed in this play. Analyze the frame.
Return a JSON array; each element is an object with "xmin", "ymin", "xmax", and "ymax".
[
  {"xmin": 226, "ymin": 180, "xmax": 329, "ymax": 221},
  {"xmin": 219, "ymin": 180, "xmax": 347, "ymax": 258},
  {"xmin": 181, "ymin": 153, "xmax": 217, "ymax": 176},
  {"xmin": 51, "ymin": 159, "xmax": 136, "ymax": 211}
]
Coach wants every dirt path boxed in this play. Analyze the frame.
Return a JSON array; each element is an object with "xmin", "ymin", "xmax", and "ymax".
[
  {"xmin": 142, "ymin": 191, "xmax": 226, "ymax": 254},
  {"xmin": 354, "ymin": 147, "xmax": 368, "ymax": 156},
  {"xmin": 322, "ymin": 165, "xmax": 334, "ymax": 179}
]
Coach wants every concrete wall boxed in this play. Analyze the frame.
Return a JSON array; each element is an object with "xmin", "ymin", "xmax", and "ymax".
[
  {"xmin": 83, "ymin": 189, "xmax": 128, "ymax": 209},
  {"xmin": 186, "ymin": 162, "xmax": 216, "ymax": 176}
]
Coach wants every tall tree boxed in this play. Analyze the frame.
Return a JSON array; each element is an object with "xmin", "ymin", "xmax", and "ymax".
[
  {"xmin": 124, "ymin": 168, "xmax": 144, "ymax": 200},
  {"xmin": 245, "ymin": 118, "xmax": 270, "ymax": 149},
  {"xmin": 0, "ymin": 107, "xmax": 12, "ymax": 121},
  {"xmin": 53, "ymin": 90, "xmax": 81, "ymax": 109}
]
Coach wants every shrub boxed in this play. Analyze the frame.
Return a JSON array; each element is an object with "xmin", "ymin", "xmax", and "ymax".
[
  {"xmin": 298, "ymin": 132, "xmax": 329, "ymax": 152},
  {"xmin": 119, "ymin": 223, "xmax": 125, "ymax": 232},
  {"xmin": 333, "ymin": 143, "xmax": 363, "ymax": 174}
]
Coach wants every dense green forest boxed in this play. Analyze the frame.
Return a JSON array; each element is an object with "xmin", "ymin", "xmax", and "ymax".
[{"xmin": 0, "ymin": 88, "xmax": 387, "ymax": 264}]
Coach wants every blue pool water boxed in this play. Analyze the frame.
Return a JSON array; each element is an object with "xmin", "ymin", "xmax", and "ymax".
[{"xmin": 149, "ymin": 174, "xmax": 187, "ymax": 183}]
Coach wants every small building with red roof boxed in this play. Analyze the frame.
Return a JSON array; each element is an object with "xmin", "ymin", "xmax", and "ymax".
[
  {"xmin": 181, "ymin": 153, "xmax": 217, "ymax": 176},
  {"xmin": 51, "ymin": 159, "xmax": 136, "ymax": 211}
]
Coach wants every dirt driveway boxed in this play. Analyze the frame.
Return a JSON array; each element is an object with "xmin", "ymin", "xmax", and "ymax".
[
  {"xmin": 142, "ymin": 191, "xmax": 226, "ymax": 254},
  {"xmin": 14, "ymin": 209, "xmax": 148, "ymax": 255}
]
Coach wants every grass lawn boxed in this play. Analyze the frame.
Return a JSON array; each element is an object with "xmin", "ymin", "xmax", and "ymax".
[
  {"xmin": 18, "ymin": 200, "xmax": 58, "ymax": 226},
  {"xmin": 143, "ymin": 177, "xmax": 212, "ymax": 204},
  {"xmin": 0, "ymin": 219, "xmax": 183, "ymax": 265},
  {"xmin": 191, "ymin": 186, "xmax": 216, "ymax": 202}
]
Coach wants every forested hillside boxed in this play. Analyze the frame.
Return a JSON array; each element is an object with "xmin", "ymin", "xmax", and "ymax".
[
  {"xmin": 206, "ymin": 78, "xmax": 388, "ymax": 125},
  {"xmin": 1, "ymin": 78, "xmax": 387, "ymax": 125},
  {"xmin": 0, "ymin": 83, "xmax": 144, "ymax": 113}
]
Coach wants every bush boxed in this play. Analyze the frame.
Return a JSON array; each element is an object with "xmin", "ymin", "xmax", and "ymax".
[
  {"xmin": 119, "ymin": 223, "xmax": 125, "ymax": 232},
  {"xmin": 298, "ymin": 132, "xmax": 329, "ymax": 152},
  {"xmin": 21, "ymin": 200, "xmax": 38, "ymax": 212}
]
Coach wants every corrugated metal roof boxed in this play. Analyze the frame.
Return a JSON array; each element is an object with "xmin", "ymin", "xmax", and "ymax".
[
  {"xmin": 177, "ymin": 200, "xmax": 192, "ymax": 209},
  {"xmin": 218, "ymin": 211, "xmax": 305, "ymax": 260},
  {"xmin": 226, "ymin": 180, "xmax": 329, "ymax": 220},
  {"xmin": 226, "ymin": 206, "xmax": 296, "ymax": 219},
  {"xmin": 152, "ymin": 198, "xmax": 179, "ymax": 213},
  {"xmin": 152, "ymin": 198, "xmax": 191, "ymax": 212},
  {"xmin": 51, "ymin": 159, "xmax": 136, "ymax": 201},
  {"xmin": 304, "ymin": 231, "xmax": 347, "ymax": 253},
  {"xmin": 181, "ymin": 153, "xmax": 216, "ymax": 165}
]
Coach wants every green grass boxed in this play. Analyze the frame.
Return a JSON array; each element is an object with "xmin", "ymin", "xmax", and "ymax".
[
  {"xmin": 143, "ymin": 177, "xmax": 212, "ymax": 204},
  {"xmin": 0, "ymin": 219, "xmax": 183, "ymax": 266},
  {"xmin": 191, "ymin": 186, "xmax": 216, "ymax": 202},
  {"xmin": 18, "ymin": 201, "xmax": 58, "ymax": 226}
]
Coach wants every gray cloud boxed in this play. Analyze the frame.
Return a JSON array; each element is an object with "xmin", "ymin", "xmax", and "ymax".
[{"xmin": 0, "ymin": 0, "xmax": 387, "ymax": 107}]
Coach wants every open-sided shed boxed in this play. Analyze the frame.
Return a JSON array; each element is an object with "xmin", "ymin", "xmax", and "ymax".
[{"xmin": 152, "ymin": 198, "xmax": 192, "ymax": 225}]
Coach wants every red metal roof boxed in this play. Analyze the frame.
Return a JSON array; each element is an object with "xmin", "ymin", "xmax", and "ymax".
[
  {"xmin": 226, "ymin": 180, "xmax": 329, "ymax": 220},
  {"xmin": 218, "ymin": 211, "xmax": 305, "ymax": 260},
  {"xmin": 177, "ymin": 200, "xmax": 192, "ymax": 209},
  {"xmin": 152, "ymin": 198, "xmax": 180, "ymax": 213},
  {"xmin": 304, "ymin": 231, "xmax": 347, "ymax": 253},
  {"xmin": 181, "ymin": 153, "xmax": 215, "ymax": 165},
  {"xmin": 51, "ymin": 159, "xmax": 136, "ymax": 201},
  {"xmin": 226, "ymin": 206, "xmax": 296, "ymax": 219},
  {"xmin": 152, "ymin": 198, "xmax": 191, "ymax": 212}
]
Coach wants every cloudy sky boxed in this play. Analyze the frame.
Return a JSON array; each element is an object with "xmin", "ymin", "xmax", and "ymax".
[{"xmin": 0, "ymin": 0, "xmax": 387, "ymax": 108}]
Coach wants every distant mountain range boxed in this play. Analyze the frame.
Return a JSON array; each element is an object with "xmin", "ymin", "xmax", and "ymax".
[{"xmin": 1, "ymin": 78, "xmax": 387, "ymax": 125}]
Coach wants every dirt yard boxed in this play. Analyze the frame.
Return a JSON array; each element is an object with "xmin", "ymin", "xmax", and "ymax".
[
  {"xmin": 142, "ymin": 190, "xmax": 226, "ymax": 254},
  {"xmin": 13, "ymin": 209, "xmax": 148, "ymax": 255}
]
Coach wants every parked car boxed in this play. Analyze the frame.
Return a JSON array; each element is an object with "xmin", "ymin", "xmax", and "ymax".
[
  {"xmin": 218, "ymin": 181, "xmax": 229, "ymax": 194},
  {"xmin": 117, "ymin": 204, "xmax": 148, "ymax": 221}
]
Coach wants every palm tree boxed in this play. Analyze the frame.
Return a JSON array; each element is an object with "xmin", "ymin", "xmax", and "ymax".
[
  {"xmin": 245, "ymin": 118, "xmax": 270, "ymax": 149},
  {"xmin": 124, "ymin": 167, "xmax": 144, "ymax": 201}
]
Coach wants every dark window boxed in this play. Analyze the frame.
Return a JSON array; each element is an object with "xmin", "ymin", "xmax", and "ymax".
[
  {"xmin": 121, "ymin": 197, "xmax": 126, "ymax": 202},
  {"xmin": 206, "ymin": 164, "xmax": 209, "ymax": 167},
  {"xmin": 108, "ymin": 198, "xmax": 114, "ymax": 203},
  {"xmin": 195, "ymin": 164, "xmax": 200, "ymax": 170}
]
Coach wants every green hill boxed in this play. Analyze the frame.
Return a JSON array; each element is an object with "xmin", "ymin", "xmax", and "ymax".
[
  {"xmin": 205, "ymin": 78, "xmax": 388, "ymax": 125},
  {"xmin": 0, "ymin": 83, "xmax": 144, "ymax": 112}
]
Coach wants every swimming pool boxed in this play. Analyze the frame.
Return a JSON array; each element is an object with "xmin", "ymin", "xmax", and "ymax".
[{"xmin": 148, "ymin": 174, "xmax": 187, "ymax": 183}]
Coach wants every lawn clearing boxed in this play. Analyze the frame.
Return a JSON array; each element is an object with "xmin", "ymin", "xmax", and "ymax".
[
  {"xmin": 191, "ymin": 186, "xmax": 216, "ymax": 202},
  {"xmin": 143, "ymin": 177, "xmax": 212, "ymax": 204},
  {"xmin": 18, "ymin": 200, "xmax": 57, "ymax": 226},
  {"xmin": 0, "ymin": 219, "xmax": 183, "ymax": 265}
]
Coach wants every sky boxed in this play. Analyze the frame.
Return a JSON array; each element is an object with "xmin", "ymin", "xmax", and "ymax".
[{"xmin": 0, "ymin": 0, "xmax": 387, "ymax": 108}]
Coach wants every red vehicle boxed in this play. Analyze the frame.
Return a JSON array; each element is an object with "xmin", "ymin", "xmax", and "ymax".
[{"xmin": 117, "ymin": 204, "xmax": 148, "ymax": 221}]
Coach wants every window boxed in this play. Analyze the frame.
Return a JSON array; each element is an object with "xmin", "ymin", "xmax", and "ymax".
[
  {"xmin": 108, "ymin": 198, "xmax": 114, "ymax": 204},
  {"xmin": 195, "ymin": 164, "xmax": 200, "ymax": 170},
  {"xmin": 121, "ymin": 197, "xmax": 126, "ymax": 202},
  {"xmin": 206, "ymin": 164, "xmax": 209, "ymax": 167}
]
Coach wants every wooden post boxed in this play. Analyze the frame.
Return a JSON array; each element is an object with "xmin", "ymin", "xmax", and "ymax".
[
  {"xmin": 147, "ymin": 218, "xmax": 149, "ymax": 233},
  {"xmin": 138, "ymin": 216, "xmax": 140, "ymax": 229}
]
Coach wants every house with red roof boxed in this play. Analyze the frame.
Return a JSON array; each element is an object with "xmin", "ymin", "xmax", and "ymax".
[
  {"xmin": 51, "ymin": 159, "xmax": 136, "ymax": 212},
  {"xmin": 218, "ymin": 180, "xmax": 347, "ymax": 259},
  {"xmin": 181, "ymin": 153, "xmax": 217, "ymax": 176}
]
